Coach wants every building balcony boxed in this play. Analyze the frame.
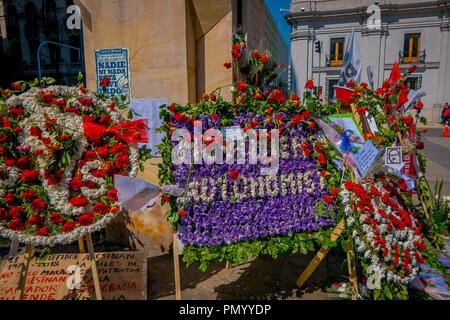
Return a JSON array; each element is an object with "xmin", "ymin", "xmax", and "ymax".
[{"xmin": 399, "ymin": 49, "xmax": 426, "ymax": 64}]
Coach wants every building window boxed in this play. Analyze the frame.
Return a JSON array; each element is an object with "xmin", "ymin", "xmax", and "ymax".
[
  {"xmin": 69, "ymin": 36, "xmax": 81, "ymax": 63},
  {"xmin": 403, "ymin": 34, "xmax": 420, "ymax": 63},
  {"xmin": 326, "ymin": 79, "xmax": 339, "ymax": 102},
  {"xmin": 25, "ymin": 2, "xmax": 39, "ymax": 39},
  {"xmin": 330, "ymin": 38, "xmax": 345, "ymax": 66},
  {"xmin": 404, "ymin": 76, "xmax": 421, "ymax": 91}
]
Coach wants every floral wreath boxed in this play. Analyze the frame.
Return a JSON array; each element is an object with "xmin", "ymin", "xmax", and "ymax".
[{"xmin": 0, "ymin": 84, "xmax": 142, "ymax": 246}]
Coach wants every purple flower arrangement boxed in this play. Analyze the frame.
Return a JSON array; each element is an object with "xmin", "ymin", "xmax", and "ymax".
[{"xmin": 171, "ymin": 112, "xmax": 335, "ymax": 247}]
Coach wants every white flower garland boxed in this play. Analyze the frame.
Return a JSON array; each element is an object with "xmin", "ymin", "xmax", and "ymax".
[{"xmin": 0, "ymin": 86, "xmax": 139, "ymax": 246}]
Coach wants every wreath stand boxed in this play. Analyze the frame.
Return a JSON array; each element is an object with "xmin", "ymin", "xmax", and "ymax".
[{"xmin": 14, "ymin": 234, "xmax": 102, "ymax": 300}]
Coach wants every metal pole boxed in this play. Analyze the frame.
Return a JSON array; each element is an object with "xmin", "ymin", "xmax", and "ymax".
[
  {"xmin": 318, "ymin": 41, "xmax": 322, "ymax": 91},
  {"xmin": 37, "ymin": 40, "xmax": 81, "ymax": 86}
]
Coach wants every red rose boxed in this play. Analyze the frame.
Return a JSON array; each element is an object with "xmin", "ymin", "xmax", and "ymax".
[
  {"xmin": 62, "ymin": 221, "xmax": 76, "ymax": 233},
  {"xmin": 69, "ymin": 178, "xmax": 83, "ymax": 191},
  {"xmin": 9, "ymin": 218, "xmax": 24, "ymax": 231},
  {"xmin": 305, "ymin": 80, "xmax": 314, "ymax": 89},
  {"xmin": 11, "ymin": 82, "xmax": 21, "ymax": 90},
  {"xmin": 261, "ymin": 56, "xmax": 268, "ymax": 64},
  {"xmin": 92, "ymin": 203, "xmax": 110, "ymax": 215},
  {"xmin": 99, "ymin": 115, "xmax": 112, "ymax": 127},
  {"xmin": 83, "ymin": 180, "xmax": 97, "ymax": 189},
  {"xmin": 0, "ymin": 208, "xmax": 8, "ymax": 221},
  {"xmin": 3, "ymin": 118, "xmax": 11, "ymax": 128},
  {"xmin": 78, "ymin": 213, "xmax": 94, "ymax": 226},
  {"xmin": 45, "ymin": 169, "xmax": 63, "ymax": 185},
  {"xmin": 91, "ymin": 169, "xmax": 105, "ymax": 178},
  {"xmin": 83, "ymin": 115, "xmax": 96, "ymax": 123},
  {"xmin": 21, "ymin": 170, "xmax": 40, "ymax": 183},
  {"xmin": 318, "ymin": 155, "xmax": 326, "ymax": 164},
  {"xmin": 28, "ymin": 215, "xmax": 44, "ymax": 226},
  {"xmin": 31, "ymin": 199, "xmax": 46, "ymax": 212},
  {"xmin": 69, "ymin": 196, "xmax": 88, "ymax": 207},
  {"xmin": 1, "ymin": 89, "xmax": 12, "ymax": 98},
  {"xmin": 9, "ymin": 107, "xmax": 24, "ymax": 119},
  {"xmin": 96, "ymin": 145, "xmax": 109, "ymax": 159},
  {"xmin": 224, "ymin": 62, "xmax": 232, "ymax": 69},
  {"xmin": 236, "ymin": 82, "xmax": 246, "ymax": 92},
  {"xmin": 84, "ymin": 150, "xmax": 97, "ymax": 161},
  {"xmin": 324, "ymin": 196, "xmax": 333, "ymax": 204},
  {"xmin": 16, "ymin": 157, "xmax": 31, "ymax": 170},
  {"xmin": 4, "ymin": 193, "xmax": 15, "ymax": 204},
  {"xmin": 40, "ymin": 91, "xmax": 54, "ymax": 104},
  {"xmin": 30, "ymin": 126, "xmax": 42, "ymax": 138},
  {"xmin": 10, "ymin": 206, "xmax": 25, "ymax": 218},
  {"xmin": 50, "ymin": 213, "xmax": 64, "ymax": 225},
  {"xmin": 415, "ymin": 102, "xmax": 423, "ymax": 110},
  {"xmin": 4, "ymin": 158, "xmax": 15, "ymax": 167},
  {"xmin": 100, "ymin": 77, "xmax": 110, "ymax": 87},
  {"xmin": 79, "ymin": 98, "xmax": 93, "ymax": 108},
  {"xmin": 111, "ymin": 144, "xmax": 128, "ymax": 156},
  {"xmin": 114, "ymin": 155, "xmax": 129, "ymax": 169},
  {"xmin": 178, "ymin": 209, "xmax": 186, "ymax": 216},
  {"xmin": 107, "ymin": 189, "xmax": 118, "ymax": 201},
  {"xmin": 14, "ymin": 128, "xmax": 22, "ymax": 134},
  {"xmin": 230, "ymin": 169, "xmax": 239, "ymax": 180},
  {"xmin": 332, "ymin": 187, "xmax": 338, "ymax": 198},
  {"xmin": 37, "ymin": 227, "xmax": 49, "ymax": 236}
]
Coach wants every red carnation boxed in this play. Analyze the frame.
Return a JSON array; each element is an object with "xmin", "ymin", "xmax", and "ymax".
[
  {"xmin": 91, "ymin": 169, "xmax": 105, "ymax": 178},
  {"xmin": 3, "ymin": 118, "xmax": 11, "ymax": 128},
  {"xmin": 84, "ymin": 150, "xmax": 97, "ymax": 161},
  {"xmin": 16, "ymin": 157, "xmax": 32, "ymax": 170},
  {"xmin": 236, "ymin": 82, "xmax": 246, "ymax": 92},
  {"xmin": 99, "ymin": 115, "xmax": 112, "ymax": 127},
  {"xmin": 31, "ymin": 199, "xmax": 46, "ymax": 212},
  {"xmin": 69, "ymin": 196, "xmax": 88, "ymax": 207},
  {"xmin": 0, "ymin": 208, "xmax": 8, "ymax": 221},
  {"xmin": 92, "ymin": 203, "xmax": 110, "ymax": 215},
  {"xmin": 10, "ymin": 206, "xmax": 25, "ymax": 218},
  {"xmin": 30, "ymin": 126, "xmax": 42, "ymax": 138},
  {"xmin": 332, "ymin": 187, "xmax": 338, "ymax": 198},
  {"xmin": 78, "ymin": 213, "xmax": 94, "ymax": 226},
  {"xmin": 230, "ymin": 169, "xmax": 239, "ymax": 180},
  {"xmin": 261, "ymin": 56, "xmax": 268, "ymax": 64},
  {"xmin": 224, "ymin": 62, "xmax": 232, "ymax": 69}
]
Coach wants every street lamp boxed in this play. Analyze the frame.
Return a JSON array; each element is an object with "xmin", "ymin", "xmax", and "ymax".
[{"xmin": 37, "ymin": 40, "xmax": 82, "ymax": 85}]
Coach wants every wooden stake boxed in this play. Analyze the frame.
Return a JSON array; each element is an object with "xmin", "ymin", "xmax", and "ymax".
[
  {"xmin": 172, "ymin": 233, "xmax": 181, "ymax": 300},
  {"xmin": 225, "ymin": 262, "xmax": 233, "ymax": 269},
  {"xmin": 78, "ymin": 237, "xmax": 86, "ymax": 253},
  {"xmin": 346, "ymin": 241, "xmax": 359, "ymax": 300},
  {"xmin": 8, "ymin": 239, "xmax": 19, "ymax": 256},
  {"xmin": 85, "ymin": 233, "xmax": 102, "ymax": 300},
  {"xmin": 296, "ymin": 219, "xmax": 345, "ymax": 288},
  {"xmin": 17, "ymin": 244, "xmax": 33, "ymax": 300}
]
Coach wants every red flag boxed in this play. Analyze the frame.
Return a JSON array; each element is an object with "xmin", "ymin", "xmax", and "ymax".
[
  {"xmin": 388, "ymin": 62, "xmax": 402, "ymax": 87},
  {"xmin": 83, "ymin": 119, "xmax": 149, "ymax": 143},
  {"xmin": 334, "ymin": 86, "xmax": 355, "ymax": 112}
]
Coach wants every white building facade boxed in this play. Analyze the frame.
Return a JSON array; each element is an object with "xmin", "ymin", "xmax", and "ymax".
[{"xmin": 286, "ymin": 0, "xmax": 450, "ymax": 122}]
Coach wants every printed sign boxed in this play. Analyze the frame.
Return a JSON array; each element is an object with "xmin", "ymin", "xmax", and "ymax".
[
  {"xmin": 0, "ymin": 251, "xmax": 146, "ymax": 300},
  {"xmin": 353, "ymin": 140, "xmax": 380, "ymax": 176},
  {"xmin": 385, "ymin": 147, "xmax": 402, "ymax": 166},
  {"xmin": 95, "ymin": 48, "xmax": 131, "ymax": 103}
]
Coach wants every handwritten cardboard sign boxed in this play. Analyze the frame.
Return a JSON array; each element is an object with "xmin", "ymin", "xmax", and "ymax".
[
  {"xmin": 0, "ymin": 251, "xmax": 146, "ymax": 300},
  {"xmin": 353, "ymin": 140, "xmax": 380, "ymax": 176}
]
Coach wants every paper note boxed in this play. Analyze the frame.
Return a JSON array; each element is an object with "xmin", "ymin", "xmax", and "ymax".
[{"xmin": 353, "ymin": 140, "xmax": 380, "ymax": 176}]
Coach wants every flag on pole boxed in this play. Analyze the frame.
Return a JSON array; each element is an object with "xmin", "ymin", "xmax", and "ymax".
[
  {"xmin": 337, "ymin": 27, "xmax": 362, "ymax": 87},
  {"xmin": 388, "ymin": 61, "xmax": 402, "ymax": 87}
]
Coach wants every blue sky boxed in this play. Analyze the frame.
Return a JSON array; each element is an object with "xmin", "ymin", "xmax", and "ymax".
[{"xmin": 265, "ymin": 0, "xmax": 291, "ymax": 50}]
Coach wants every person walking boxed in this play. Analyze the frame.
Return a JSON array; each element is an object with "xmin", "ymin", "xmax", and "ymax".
[
  {"xmin": 442, "ymin": 103, "xmax": 449, "ymax": 125},
  {"xmin": 443, "ymin": 104, "xmax": 450, "ymax": 126}
]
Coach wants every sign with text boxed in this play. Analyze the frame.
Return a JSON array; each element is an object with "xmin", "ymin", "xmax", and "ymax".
[
  {"xmin": 95, "ymin": 48, "xmax": 131, "ymax": 103},
  {"xmin": 0, "ymin": 251, "xmax": 146, "ymax": 300}
]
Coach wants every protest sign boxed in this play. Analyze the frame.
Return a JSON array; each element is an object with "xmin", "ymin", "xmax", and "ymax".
[
  {"xmin": 95, "ymin": 48, "xmax": 131, "ymax": 103},
  {"xmin": 0, "ymin": 251, "xmax": 146, "ymax": 300}
]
